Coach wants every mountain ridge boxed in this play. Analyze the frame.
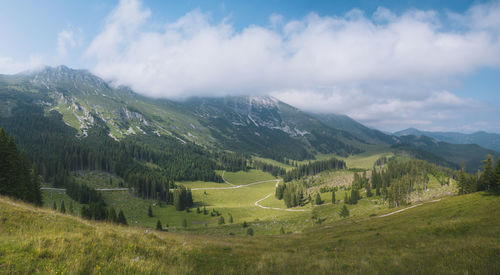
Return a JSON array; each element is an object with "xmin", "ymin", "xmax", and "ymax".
[{"xmin": 395, "ymin": 128, "xmax": 500, "ymax": 153}]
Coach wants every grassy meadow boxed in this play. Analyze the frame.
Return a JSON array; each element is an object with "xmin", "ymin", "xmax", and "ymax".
[{"xmin": 1, "ymin": 191, "xmax": 498, "ymax": 274}]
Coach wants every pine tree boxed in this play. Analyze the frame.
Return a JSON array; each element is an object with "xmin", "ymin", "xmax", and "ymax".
[
  {"xmin": 148, "ymin": 205, "xmax": 153, "ymax": 217},
  {"xmin": 108, "ymin": 207, "xmax": 117, "ymax": 222},
  {"xmin": 117, "ymin": 210, "xmax": 127, "ymax": 225},
  {"xmin": 280, "ymin": 226, "xmax": 285, "ymax": 234},
  {"xmin": 69, "ymin": 201, "xmax": 74, "ymax": 214},
  {"xmin": 242, "ymin": 221, "xmax": 248, "ymax": 228},
  {"xmin": 366, "ymin": 181, "xmax": 373, "ymax": 197},
  {"xmin": 315, "ymin": 193, "xmax": 322, "ymax": 205},
  {"xmin": 229, "ymin": 214, "xmax": 233, "ymax": 224},
  {"xmin": 339, "ymin": 204, "xmax": 349, "ymax": 218},
  {"xmin": 480, "ymin": 155, "xmax": 495, "ymax": 191},
  {"xmin": 156, "ymin": 220, "xmax": 162, "ymax": 230},
  {"xmin": 186, "ymin": 188, "xmax": 193, "ymax": 208},
  {"xmin": 246, "ymin": 228, "xmax": 254, "ymax": 236},
  {"xmin": 182, "ymin": 218, "xmax": 187, "ymax": 228},
  {"xmin": 218, "ymin": 216, "xmax": 225, "ymax": 225},
  {"xmin": 196, "ymin": 207, "xmax": 201, "ymax": 214},
  {"xmin": 53, "ymin": 201, "xmax": 57, "ymax": 210},
  {"xmin": 495, "ymin": 158, "xmax": 500, "ymax": 190},
  {"xmin": 331, "ymin": 191, "xmax": 336, "ymax": 204},
  {"xmin": 60, "ymin": 200, "xmax": 66, "ymax": 214}
]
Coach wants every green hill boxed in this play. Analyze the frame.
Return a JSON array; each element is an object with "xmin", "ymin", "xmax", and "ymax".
[{"xmin": 1, "ymin": 192, "xmax": 498, "ymax": 274}]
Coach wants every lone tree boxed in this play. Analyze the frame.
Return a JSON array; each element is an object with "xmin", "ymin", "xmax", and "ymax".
[
  {"xmin": 332, "ymin": 191, "xmax": 336, "ymax": 204},
  {"xmin": 60, "ymin": 200, "xmax": 66, "ymax": 213},
  {"xmin": 315, "ymin": 193, "xmax": 323, "ymax": 205},
  {"xmin": 148, "ymin": 205, "xmax": 153, "ymax": 217},
  {"xmin": 117, "ymin": 210, "xmax": 127, "ymax": 225},
  {"xmin": 156, "ymin": 220, "xmax": 162, "ymax": 230},
  {"xmin": 340, "ymin": 204, "xmax": 350, "ymax": 218}
]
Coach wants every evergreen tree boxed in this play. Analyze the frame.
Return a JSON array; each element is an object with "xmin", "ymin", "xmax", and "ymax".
[
  {"xmin": 182, "ymin": 218, "xmax": 187, "ymax": 228},
  {"xmin": 196, "ymin": 207, "xmax": 201, "ymax": 214},
  {"xmin": 331, "ymin": 191, "xmax": 336, "ymax": 204},
  {"xmin": 218, "ymin": 216, "xmax": 225, "ymax": 225},
  {"xmin": 203, "ymin": 206, "xmax": 208, "ymax": 215},
  {"xmin": 340, "ymin": 204, "xmax": 349, "ymax": 218},
  {"xmin": 315, "ymin": 193, "xmax": 323, "ymax": 205},
  {"xmin": 246, "ymin": 228, "xmax": 254, "ymax": 236},
  {"xmin": 280, "ymin": 226, "xmax": 285, "ymax": 234},
  {"xmin": 242, "ymin": 221, "xmax": 248, "ymax": 228},
  {"xmin": 156, "ymin": 220, "xmax": 162, "ymax": 230},
  {"xmin": 108, "ymin": 207, "xmax": 117, "ymax": 222},
  {"xmin": 117, "ymin": 210, "xmax": 127, "ymax": 225},
  {"xmin": 53, "ymin": 201, "xmax": 57, "ymax": 210},
  {"xmin": 148, "ymin": 205, "xmax": 154, "ymax": 217},
  {"xmin": 366, "ymin": 181, "xmax": 373, "ymax": 197},
  {"xmin": 69, "ymin": 201, "xmax": 74, "ymax": 214},
  {"xmin": 60, "ymin": 200, "xmax": 66, "ymax": 214},
  {"xmin": 229, "ymin": 213, "xmax": 233, "ymax": 224},
  {"xmin": 495, "ymin": 158, "xmax": 500, "ymax": 190},
  {"xmin": 480, "ymin": 155, "xmax": 495, "ymax": 191},
  {"xmin": 186, "ymin": 188, "xmax": 193, "ymax": 208}
]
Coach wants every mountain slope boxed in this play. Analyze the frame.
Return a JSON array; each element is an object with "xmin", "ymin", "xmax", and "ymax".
[
  {"xmin": 183, "ymin": 96, "xmax": 364, "ymax": 160},
  {"xmin": 395, "ymin": 128, "xmax": 500, "ymax": 152},
  {"xmin": 311, "ymin": 113, "xmax": 396, "ymax": 145},
  {"xmin": 0, "ymin": 66, "xmax": 367, "ymax": 161},
  {"xmin": 393, "ymin": 135, "xmax": 500, "ymax": 171}
]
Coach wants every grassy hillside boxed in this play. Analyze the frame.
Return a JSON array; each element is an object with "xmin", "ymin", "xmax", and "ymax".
[{"xmin": 1, "ymin": 192, "xmax": 498, "ymax": 274}]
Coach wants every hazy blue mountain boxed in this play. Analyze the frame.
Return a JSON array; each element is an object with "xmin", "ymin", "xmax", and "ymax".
[
  {"xmin": 393, "ymin": 135, "xmax": 500, "ymax": 172},
  {"xmin": 395, "ymin": 128, "xmax": 500, "ymax": 152}
]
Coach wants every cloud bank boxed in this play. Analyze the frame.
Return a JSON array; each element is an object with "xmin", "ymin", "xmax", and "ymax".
[{"xmin": 86, "ymin": 0, "xmax": 500, "ymax": 132}]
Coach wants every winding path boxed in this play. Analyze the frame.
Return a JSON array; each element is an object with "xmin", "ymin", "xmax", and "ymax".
[
  {"xmin": 190, "ymin": 178, "xmax": 278, "ymax": 191},
  {"xmin": 378, "ymin": 199, "xmax": 441, "ymax": 218}
]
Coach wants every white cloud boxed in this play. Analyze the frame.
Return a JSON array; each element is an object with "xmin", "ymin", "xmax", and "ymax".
[
  {"xmin": 86, "ymin": 0, "xmax": 500, "ymax": 132},
  {"xmin": 57, "ymin": 28, "xmax": 81, "ymax": 58},
  {"xmin": 0, "ymin": 55, "xmax": 43, "ymax": 74}
]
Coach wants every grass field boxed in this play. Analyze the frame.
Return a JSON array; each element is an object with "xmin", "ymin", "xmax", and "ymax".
[
  {"xmin": 1, "ymin": 191, "xmax": 498, "ymax": 274},
  {"xmin": 40, "ymin": 164, "xmax": 459, "ymax": 237}
]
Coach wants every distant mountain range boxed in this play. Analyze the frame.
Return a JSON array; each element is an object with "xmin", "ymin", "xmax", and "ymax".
[{"xmin": 394, "ymin": 128, "xmax": 500, "ymax": 153}]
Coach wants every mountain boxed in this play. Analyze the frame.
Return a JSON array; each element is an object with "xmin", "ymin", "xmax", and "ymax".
[
  {"xmin": 1, "ymin": 65, "xmax": 496, "ymax": 175},
  {"xmin": 393, "ymin": 135, "xmax": 500, "ymax": 171},
  {"xmin": 0, "ymin": 66, "xmax": 368, "ymax": 162},
  {"xmin": 395, "ymin": 128, "xmax": 500, "ymax": 153},
  {"xmin": 311, "ymin": 113, "xmax": 396, "ymax": 145}
]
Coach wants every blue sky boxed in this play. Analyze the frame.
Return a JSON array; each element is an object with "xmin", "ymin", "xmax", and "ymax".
[{"xmin": 1, "ymin": 0, "xmax": 499, "ymax": 133}]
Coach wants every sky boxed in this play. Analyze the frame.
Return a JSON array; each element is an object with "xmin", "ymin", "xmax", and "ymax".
[{"xmin": 1, "ymin": 0, "xmax": 500, "ymax": 134}]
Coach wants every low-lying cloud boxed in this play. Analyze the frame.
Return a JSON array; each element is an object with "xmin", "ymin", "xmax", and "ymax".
[{"xmin": 86, "ymin": 0, "xmax": 500, "ymax": 132}]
